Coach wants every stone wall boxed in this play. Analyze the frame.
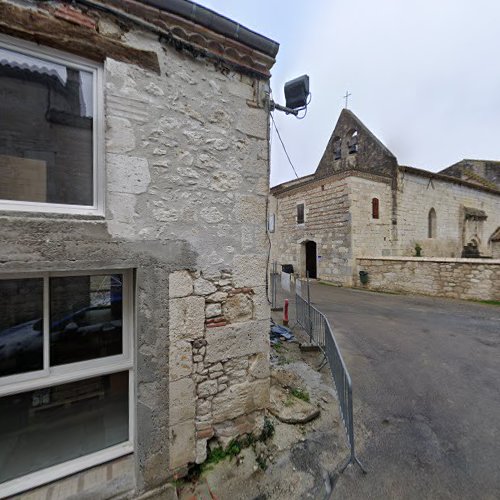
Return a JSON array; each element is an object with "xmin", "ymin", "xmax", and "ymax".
[
  {"xmin": 356, "ymin": 257, "xmax": 500, "ymax": 300},
  {"xmin": 349, "ymin": 176, "xmax": 393, "ymax": 258},
  {"xmin": 168, "ymin": 270, "xmax": 269, "ymax": 470},
  {"xmin": 269, "ymin": 174, "xmax": 352, "ymax": 284},
  {"xmin": 315, "ymin": 109, "xmax": 398, "ymax": 179},
  {"xmin": 270, "ymin": 172, "xmax": 399, "ymax": 285},
  {"xmin": 1, "ymin": 3, "xmax": 272, "ymax": 497},
  {"xmin": 395, "ymin": 171, "xmax": 500, "ymax": 258}
]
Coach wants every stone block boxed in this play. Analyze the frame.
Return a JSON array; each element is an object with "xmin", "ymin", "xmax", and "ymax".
[
  {"xmin": 195, "ymin": 439, "xmax": 208, "ymax": 464},
  {"xmin": 198, "ymin": 380, "xmax": 218, "ymax": 397},
  {"xmin": 169, "ymin": 420, "xmax": 196, "ymax": 470},
  {"xmin": 107, "ymin": 116, "xmax": 136, "ymax": 153},
  {"xmin": 169, "ymin": 270, "xmax": 194, "ymax": 298},
  {"xmin": 194, "ymin": 277, "xmax": 217, "ymax": 296},
  {"xmin": 169, "ymin": 296, "xmax": 205, "ymax": 342},
  {"xmin": 223, "ymin": 293, "xmax": 253, "ymax": 323},
  {"xmin": 213, "ymin": 411, "xmax": 265, "ymax": 446},
  {"xmin": 211, "ymin": 379, "xmax": 269, "ymax": 423},
  {"xmin": 236, "ymin": 107, "xmax": 267, "ymax": 140},
  {"xmin": 205, "ymin": 320, "xmax": 269, "ymax": 363},
  {"xmin": 208, "ymin": 362, "xmax": 223, "ymax": 373},
  {"xmin": 205, "ymin": 303, "xmax": 222, "ymax": 318},
  {"xmin": 248, "ymin": 352, "xmax": 270, "ymax": 380},
  {"xmin": 252, "ymin": 286, "xmax": 270, "ymax": 320},
  {"xmin": 169, "ymin": 340, "xmax": 193, "ymax": 382},
  {"xmin": 206, "ymin": 291, "xmax": 228, "ymax": 303},
  {"xmin": 197, "ymin": 398, "xmax": 211, "ymax": 415},
  {"xmin": 169, "ymin": 377, "xmax": 196, "ymax": 426}
]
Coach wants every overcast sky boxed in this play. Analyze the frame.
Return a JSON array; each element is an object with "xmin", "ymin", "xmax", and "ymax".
[{"xmin": 196, "ymin": 0, "xmax": 500, "ymax": 186}]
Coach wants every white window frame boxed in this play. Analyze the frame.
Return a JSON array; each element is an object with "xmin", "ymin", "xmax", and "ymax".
[
  {"xmin": 0, "ymin": 34, "xmax": 105, "ymax": 216},
  {"xmin": 0, "ymin": 269, "xmax": 134, "ymax": 498}
]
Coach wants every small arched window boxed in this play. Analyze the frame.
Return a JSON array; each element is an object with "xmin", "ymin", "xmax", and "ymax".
[
  {"xmin": 348, "ymin": 129, "xmax": 358, "ymax": 154},
  {"xmin": 333, "ymin": 136, "xmax": 342, "ymax": 160},
  {"xmin": 372, "ymin": 198, "xmax": 379, "ymax": 219},
  {"xmin": 428, "ymin": 208, "xmax": 437, "ymax": 238}
]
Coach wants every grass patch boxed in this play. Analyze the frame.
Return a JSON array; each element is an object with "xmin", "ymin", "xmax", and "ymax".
[
  {"xmin": 186, "ymin": 417, "xmax": 275, "ymax": 480},
  {"xmin": 256, "ymin": 454, "xmax": 268, "ymax": 470},
  {"xmin": 273, "ymin": 341, "xmax": 282, "ymax": 351},
  {"xmin": 290, "ymin": 387, "xmax": 310, "ymax": 403},
  {"xmin": 475, "ymin": 300, "xmax": 500, "ymax": 306},
  {"xmin": 318, "ymin": 280, "xmax": 341, "ymax": 287},
  {"xmin": 260, "ymin": 416, "xmax": 275, "ymax": 441}
]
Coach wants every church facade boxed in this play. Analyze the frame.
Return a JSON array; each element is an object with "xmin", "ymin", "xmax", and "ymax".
[{"xmin": 269, "ymin": 109, "xmax": 500, "ymax": 286}]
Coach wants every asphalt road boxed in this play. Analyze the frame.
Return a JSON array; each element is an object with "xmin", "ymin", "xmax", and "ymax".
[{"xmin": 305, "ymin": 284, "xmax": 500, "ymax": 500}]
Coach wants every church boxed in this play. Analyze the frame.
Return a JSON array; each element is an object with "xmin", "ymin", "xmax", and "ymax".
[{"xmin": 269, "ymin": 109, "xmax": 500, "ymax": 286}]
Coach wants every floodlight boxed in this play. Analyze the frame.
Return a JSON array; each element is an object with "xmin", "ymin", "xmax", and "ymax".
[{"xmin": 284, "ymin": 75, "xmax": 310, "ymax": 110}]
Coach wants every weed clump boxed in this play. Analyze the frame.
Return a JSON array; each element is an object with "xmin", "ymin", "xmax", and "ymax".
[
  {"xmin": 290, "ymin": 387, "xmax": 310, "ymax": 402},
  {"xmin": 187, "ymin": 416, "xmax": 276, "ymax": 479}
]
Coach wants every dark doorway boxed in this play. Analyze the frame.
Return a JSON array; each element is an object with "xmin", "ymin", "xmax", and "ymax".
[{"xmin": 305, "ymin": 240, "xmax": 317, "ymax": 279}]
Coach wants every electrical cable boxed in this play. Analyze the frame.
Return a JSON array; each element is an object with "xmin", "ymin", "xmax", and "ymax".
[
  {"xmin": 270, "ymin": 112, "xmax": 299, "ymax": 179},
  {"xmin": 296, "ymin": 92, "xmax": 312, "ymax": 120}
]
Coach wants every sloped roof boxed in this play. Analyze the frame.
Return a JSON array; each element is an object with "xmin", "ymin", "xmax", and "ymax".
[
  {"xmin": 139, "ymin": 0, "xmax": 279, "ymax": 57},
  {"xmin": 339, "ymin": 109, "xmax": 396, "ymax": 158},
  {"xmin": 490, "ymin": 227, "xmax": 500, "ymax": 242},
  {"xmin": 399, "ymin": 165, "xmax": 500, "ymax": 195},
  {"xmin": 314, "ymin": 108, "xmax": 399, "ymax": 179}
]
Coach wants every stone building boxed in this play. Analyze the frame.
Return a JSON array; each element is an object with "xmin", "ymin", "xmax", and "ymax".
[
  {"xmin": 269, "ymin": 109, "xmax": 500, "ymax": 289},
  {"xmin": 0, "ymin": 0, "xmax": 276, "ymax": 498}
]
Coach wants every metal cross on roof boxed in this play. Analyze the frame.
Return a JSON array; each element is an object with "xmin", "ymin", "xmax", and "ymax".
[{"xmin": 343, "ymin": 90, "xmax": 351, "ymax": 109}]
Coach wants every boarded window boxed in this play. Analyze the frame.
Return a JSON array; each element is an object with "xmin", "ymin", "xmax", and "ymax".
[
  {"xmin": 372, "ymin": 198, "xmax": 379, "ymax": 219},
  {"xmin": 297, "ymin": 203, "xmax": 305, "ymax": 224},
  {"xmin": 428, "ymin": 208, "xmax": 437, "ymax": 238}
]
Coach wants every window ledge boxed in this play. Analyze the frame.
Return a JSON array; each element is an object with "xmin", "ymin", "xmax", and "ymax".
[{"xmin": 0, "ymin": 211, "xmax": 106, "ymax": 222}]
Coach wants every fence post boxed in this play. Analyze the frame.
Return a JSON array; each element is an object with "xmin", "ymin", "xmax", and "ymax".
[{"xmin": 306, "ymin": 271, "xmax": 312, "ymax": 342}]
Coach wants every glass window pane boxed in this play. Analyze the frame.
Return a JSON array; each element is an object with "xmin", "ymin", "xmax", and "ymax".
[
  {"xmin": 50, "ymin": 275, "xmax": 123, "ymax": 366},
  {"xmin": 0, "ymin": 278, "xmax": 43, "ymax": 378},
  {"xmin": 0, "ymin": 371, "xmax": 129, "ymax": 483},
  {"xmin": 0, "ymin": 46, "xmax": 94, "ymax": 206}
]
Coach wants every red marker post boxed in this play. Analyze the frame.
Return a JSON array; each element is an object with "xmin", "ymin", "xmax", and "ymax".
[{"xmin": 283, "ymin": 299, "xmax": 289, "ymax": 327}]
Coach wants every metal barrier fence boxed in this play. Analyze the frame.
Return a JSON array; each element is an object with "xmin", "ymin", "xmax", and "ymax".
[{"xmin": 296, "ymin": 284, "xmax": 365, "ymax": 473}]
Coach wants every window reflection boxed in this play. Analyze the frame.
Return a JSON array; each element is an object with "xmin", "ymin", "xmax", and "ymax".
[
  {"xmin": 0, "ymin": 371, "xmax": 129, "ymax": 483},
  {"xmin": 0, "ymin": 46, "xmax": 94, "ymax": 206},
  {"xmin": 0, "ymin": 279, "xmax": 43, "ymax": 377},
  {"xmin": 50, "ymin": 275, "xmax": 123, "ymax": 366}
]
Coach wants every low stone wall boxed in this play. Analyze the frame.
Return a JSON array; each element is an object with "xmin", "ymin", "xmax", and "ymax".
[{"xmin": 356, "ymin": 257, "xmax": 500, "ymax": 300}]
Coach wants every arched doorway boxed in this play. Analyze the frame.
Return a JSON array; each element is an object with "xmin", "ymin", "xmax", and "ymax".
[{"xmin": 305, "ymin": 240, "xmax": 317, "ymax": 279}]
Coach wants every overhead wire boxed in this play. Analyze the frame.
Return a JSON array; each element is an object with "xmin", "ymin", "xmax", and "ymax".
[{"xmin": 270, "ymin": 112, "xmax": 299, "ymax": 179}]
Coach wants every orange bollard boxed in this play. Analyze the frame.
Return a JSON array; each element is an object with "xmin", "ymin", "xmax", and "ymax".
[{"xmin": 283, "ymin": 299, "xmax": 289, "ymax": 327}]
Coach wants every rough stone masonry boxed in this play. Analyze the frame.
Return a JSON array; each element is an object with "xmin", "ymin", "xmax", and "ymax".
[{"xmin": 0, "ymin": 0, "xmax": 277, "ymax": 498}]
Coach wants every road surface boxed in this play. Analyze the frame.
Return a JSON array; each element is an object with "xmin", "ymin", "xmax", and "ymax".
[{"xmin": 305, "ymin": 284, "xmax": 500, "ymax": 500}]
